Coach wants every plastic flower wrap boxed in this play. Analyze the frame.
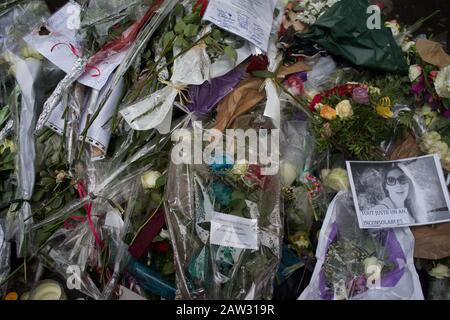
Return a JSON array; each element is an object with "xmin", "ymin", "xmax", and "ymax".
[
  {"xmin": 165, "ymin": 117, "xmax": 282, "ymax": 299},
  {"xmin": 299, "ymin": 192, "xmax": 423, "ymax": 300}
]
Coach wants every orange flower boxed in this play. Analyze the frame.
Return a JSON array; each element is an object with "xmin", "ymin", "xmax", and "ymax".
[{"xmin": 320, "ymin": 105, "xmax": 337, "ymax": 121}]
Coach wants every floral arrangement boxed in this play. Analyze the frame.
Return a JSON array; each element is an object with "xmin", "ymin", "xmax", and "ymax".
[
  {"xmin": 310, "ymin": 82, "xmax": 398, "ymax": 160},
  {"xmin": 165, "ymin": 117, "xmax": 282, "ymax": 299},
  {"xmin": 409, "ymin": 62, "xmax": 450, "ymax": 117}
]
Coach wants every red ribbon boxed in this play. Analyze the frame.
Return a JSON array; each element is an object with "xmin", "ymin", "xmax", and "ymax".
[
  {"xmin": 194, "ymin": 0, "xmax": 209, "ymax": 17},
  {"xmin": 51, "ymin": 42, "xmax": 101, "ymax": 77},
  {"xmin": 67, "ymin": 180, "xmax": 103, "ymax": 248}
]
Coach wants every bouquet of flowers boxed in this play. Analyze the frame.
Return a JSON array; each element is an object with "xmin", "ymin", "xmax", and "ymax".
[
  {"xmin": 299, "ymin": 192, "xmax": 423, "ymax": 300},
  {"xmin": 165, "ymin": 115, "xmax": 282, "ymax": 299},
  {"xmin": 309, "ymin": 80, "xmax": 409, "ymax": 160}
]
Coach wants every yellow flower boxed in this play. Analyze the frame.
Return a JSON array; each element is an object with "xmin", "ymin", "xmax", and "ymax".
[
  {"xmin": 290, "ymin": 234, "xmax": 310, "ymax": 249},
  {"xmin": 335, "ymin": 100, "xmax": 353, "ymax": 119},
  {"xmin": 320, "ymin": 105, "xmax": 337, "ymax": 121},
  {"xmin": 376, "ymin": 97, "xmax": 393, "ymax": 119},
  {"xmin": 376, "ymin": 106, "xmax": 393, "ymax": 119}
]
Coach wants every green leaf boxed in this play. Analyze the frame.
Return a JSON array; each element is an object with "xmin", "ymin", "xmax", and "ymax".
[
  {"xmin": 174, "ymin": 20, "xmax": 186, "ymax": 35},
  {"xmin": 183, "ymin": 13, "xmax": 201, "ymax": 24},
  {"xmin": 231, "ymin": 190, "xmax": 246, "ymax": 200},
  {"xmin": 224, "ymin": 45, "xmax": 237, "ymax": 61},
  {"xmin": 274, "ymin": 8, "xmax": 280, "ymax": 18},
  {"xmin": 184, "ymin": 24, "xmax": 199, "ymax": 38},
  {"xmin": 150, "ymin": 192, "xmax": 163, "ymax": 204},
  {"xmin": 161, "ymin": 261, "xmax": 174, "ymax": 276},
  {"xmin": 50, "ymin": 196, "xmax": 63, "ymax": 210},
  {"xmin": 174, "ymin": 36, "xmax": 189, "ymax": 49},
  {"xmin": 40, "ymin": 177, "xmax": 56, "ymax": 187},
  {"xmin": 252, "ymin": 70, "xmax": 276, "ymax": 79},
  {"xmin": 230, "ymin": 199, "xmax": 246, "ymax": 211},
  {"xmin": 173, "ymin": 3, "xmax": 184, "ymax": 16},
  {"xmin": 204, "ymin": 36, "xmax": 215, "ymax": 46},
  {"xmin": 212, "ymin": 29, "xmax": 222, "ymax": 41},
  {"xmin": 0, "ymin": 107, "xmax": 9, "ymax": 127},
  {"xmin": 162, "ymin": 31, "xmax": 175, "ymax": 49},
  {"xmin": 155, "ymin": 174, "xmax": 167, "ymax": 189},
  {"xmin": 32, "ymin": 189, "xmax": 45, "ymax": 202}
]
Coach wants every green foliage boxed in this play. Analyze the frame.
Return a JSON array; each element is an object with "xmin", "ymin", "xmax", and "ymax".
[
  {"xmin": 397, "ymin": 110, "xmax": 415, "ymax": 129},
  {"xmin": 314, "ymin": 105, "xmax": 396, "ymax": 160},
  {"xmin": 224, "ymin": 45, "xmax": 237, "ymax": 61}
]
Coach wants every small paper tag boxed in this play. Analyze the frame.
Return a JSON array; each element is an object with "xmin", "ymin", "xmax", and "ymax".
[{"xmin": 210, "ymin": 212, "xmax": 258, "ymax": 250}]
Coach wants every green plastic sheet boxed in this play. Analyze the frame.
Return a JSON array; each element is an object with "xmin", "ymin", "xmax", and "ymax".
[{"xmin": 302, "ymin": 0, "xmax": 408, "ymax": 74}]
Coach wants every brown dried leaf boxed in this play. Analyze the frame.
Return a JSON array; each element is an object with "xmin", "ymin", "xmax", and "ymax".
[{"xmin": 416, "ymin": 38, "xmax": 450, "ymax": 69}]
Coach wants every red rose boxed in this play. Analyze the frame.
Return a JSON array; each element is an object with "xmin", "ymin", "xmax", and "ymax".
[
  {"xmin": 310, "ymin": 94, "xmax": 323, "ymax": 111},
  {"xmin": 246, "ymin": 55, "xmax": 269, "ymax": 72}
]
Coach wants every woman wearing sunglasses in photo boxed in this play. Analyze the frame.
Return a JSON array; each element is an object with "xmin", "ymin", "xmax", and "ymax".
[{"xmin": 370, "ymin": 163, "xmax": 428, "ymax": 224}]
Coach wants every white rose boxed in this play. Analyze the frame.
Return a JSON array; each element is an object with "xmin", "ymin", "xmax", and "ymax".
[
  {"xmin": 335, "ymin": 100, "xmax": 353, "ymax": 119},
  {"xmin": 402, "ymin": 41, "xmax": 415, "ymax": 53},
  {"xmin": 408, "ymin": 65, "xmax": 422, "ymax": 82},
  {"xmin": 141, "ymin": 171, "xmax": 162, "ymax": 190},
  {"xmin": 434, "ymin": 66, "xmax": 450, "ymax": 99},
  {"xmin": 442, "ymin": 153, "xmax": 450, "ymax": 172},
  {"xmin": 429, "ymin": 141, "xmax": 448, "ymax": 156},
  {"xmin": 280, "ymin": 161, "xmax": 299, "ymax": 187},
  {"xmin": 428, "ymin": 264, "xmax": 450, "ymax": 279},
  {"xmin": 421, "ymin": 131, "xmax": 442, "ymax": 151},
  {"xmin": 363, "ymin": 257, "xmax": 384, "ymax": 278}
]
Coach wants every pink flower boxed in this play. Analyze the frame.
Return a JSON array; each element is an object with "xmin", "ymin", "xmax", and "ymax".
[
  {"xmin": 285, "ymin": 72, "xmax": 306, "ymax": 96},
  {"xmin": 352, "ymin": 87, "xmax": 370, "ymax": 105},
  {"xmin": 411, "ymin": 79, "xmax": 425, "ymax": 96}
]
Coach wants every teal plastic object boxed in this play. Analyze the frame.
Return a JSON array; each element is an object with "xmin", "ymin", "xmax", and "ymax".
[{"xmin": 126, "ymin": 257, "xmax": 176, "ymax": 299}]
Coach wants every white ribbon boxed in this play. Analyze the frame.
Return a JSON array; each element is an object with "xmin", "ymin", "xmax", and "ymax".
[{"xmin": 120, "ymin": 44, "xmax": 211, "ymax": 133}]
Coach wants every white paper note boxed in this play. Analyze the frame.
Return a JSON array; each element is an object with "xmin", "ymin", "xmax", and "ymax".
[
  {"xmin": 203, "ymin": 0, "xmax": 277, "ymax": 52},
  {"xmin": 24, "ymin": 2, "xmax": 129, "ymax": 90},
  {"xmin": 210, "ymin": 212, "xmax": 258, "ymax": 250}
]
